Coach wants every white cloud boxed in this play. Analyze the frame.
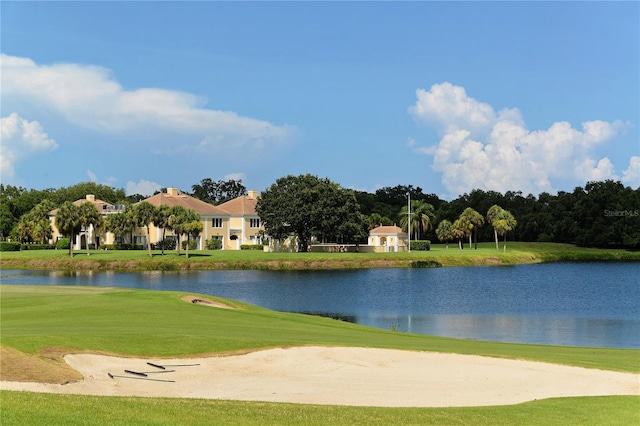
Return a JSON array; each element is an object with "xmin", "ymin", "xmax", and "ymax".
[
  {"xmin": 126, "ymin": 179, "xmax": 163, "ymax": 196},
  {"xmin": 622, "ymin": 156, "xmax": 640, "ymax": 188},
  {"xmin": 0, "ymin": 112, "xmax": 58, "ymax": 180},
  {"xmin": 1, "ymin": 54, "xmax": 291, "ymax": 153},
  {"xmin": 409, "ymin": 82, "xmax": 628, "ymax": 196},
  {"xmin": 87, "ymin": 169, "xmax": 98, "ymax": 182},
  {"xmin": 223, "ymin": 172, "xmax": 247, "ymax": 182}
]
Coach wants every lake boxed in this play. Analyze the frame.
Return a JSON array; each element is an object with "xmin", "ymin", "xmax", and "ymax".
[{"xmin": 2, "ymin": 263, "xmax": 639, "ymax": 348}]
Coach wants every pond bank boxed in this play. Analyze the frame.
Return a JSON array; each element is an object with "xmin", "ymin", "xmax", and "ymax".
[{"xmin": 1, "ymin": 243, "xmax": 638, "ymax": 272}]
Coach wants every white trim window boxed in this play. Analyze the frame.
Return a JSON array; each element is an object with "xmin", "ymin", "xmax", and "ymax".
[
  {"xmin": 212, "ymin": 218, "xmax": 223, "ymax": 228},
  {"xmin": 250, "ymin": 218, "xmax": 260, "ymax": 228}
]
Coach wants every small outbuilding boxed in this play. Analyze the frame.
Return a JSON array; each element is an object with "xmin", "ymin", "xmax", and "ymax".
[{"xmin": 368, "ymin": 225, "xmax": 408, "ymax": 252}]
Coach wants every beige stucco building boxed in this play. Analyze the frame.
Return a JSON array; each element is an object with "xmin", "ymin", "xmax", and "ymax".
[
  {"xmin": 49, "ymin": 194, "xmax": 125, "ymax": 249},
  {"xmin": 49, "ymin": 189, "xmax": 264, "ymax": 251},
  {"xmin": 368, "ymin": 225, "xmax": 408, "ymax": 252}
]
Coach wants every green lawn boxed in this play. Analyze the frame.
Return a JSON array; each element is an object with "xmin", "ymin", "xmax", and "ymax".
[
  {"xmin": 2, "ymin": 242, "xmax": 639, "ymax": 271},
  {"xmin": 1, "ymin": 285, "xmax": 639, "ymax": 425}
]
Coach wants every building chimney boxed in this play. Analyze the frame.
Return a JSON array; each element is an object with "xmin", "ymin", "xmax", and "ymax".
[
  {"xmin": 167, "ymin": 187, "xmax": 179, "ymax": 196},
  {"xmin": 86, "ymin": 194, "xmax": 96, "ymax": 202},
  {"xmin": 248, "ymin": 190, "xmax": 258, "ymax": 199}
]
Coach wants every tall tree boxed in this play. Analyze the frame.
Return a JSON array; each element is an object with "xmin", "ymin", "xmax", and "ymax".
[
  {"xmin": 256, "ymin": 174, "xmax": 365, "ymax": 252},
  {"xmin": 459, "ymin": 207, "xmax": 484, "ymax": 249},
  {"xmin": 168, "ymin": 205, "xmax": 189, "ymax": 256},
  {"xmin": 55, "ymin": 202, "xmax": 80, "ymax": 257},
  {"xmin": 494, "ymin": 210, "xmax": 518, "ymax": 251},
  {"xmin": 487, "ymin": 205, "xmax": 504, "ymax": 250},
  {"xmin": 182, "ymin": 209, "xmax": 203, "ymax": 259},
  {"xmin": 400, "ymin": 200, "xmax": 435, "ymax": 240},
  {"xmin": 78, "ymin": 202, "xmax": 102, "ymax": 255},
  {"xmin": 133, "ymin": 202, "xmax": 158, "ymax": 257},
  {"xmin": 191, "ymin": 178, "xmax": 247, "ymax": 205},
  {"xmin": 153, "ymin": 204, "xmax": 173, "ymax": 255},
  {"xmin": 435, "ymin": 220, "xmax": 454, "ymax": 249},
  {"xmin": 105, "ymin": 210, "xmax": 134, "ymax": 247},
  {"xmin": 451, "ymin": 219, "xmax": 467, "ymax": 250}
]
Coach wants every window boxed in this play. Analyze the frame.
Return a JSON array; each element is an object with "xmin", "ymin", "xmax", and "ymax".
[
  {"xmin": 212, "ymin": 218, "xmax": 223, "ymax": 228},
  {"xmin": 250, "ymin": 218, "xmax": 260, "ymax": 228}
]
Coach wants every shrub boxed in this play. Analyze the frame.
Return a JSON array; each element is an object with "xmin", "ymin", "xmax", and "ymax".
[
  {"xmin": 181, "ymin": 239, "xmax": 197, "ymax": 250},
  {"xmin": 241, "ymin": 244, "xmax": 264, "ymax": 250},
  {"xmin": 154, "ymin": 238, "xmax": 177, "ymax": 251},
  {"xmin": 410, "ymin": 260, "xmax": 442, "ymax": 268},
  {"xmin": 0, "ymin": 242, "xmax": 21, "ymax": 251},
  {"xmin": 411, "ymin": 240, "xmax": 431, "ymax": 251},
  {"xmin": 20, "ymin": 244, "xmax": 55, "ymax": 250},
  {"xmin": 55, "ymin": 238, "xmax": 70, "ymax": 250},
  {"xmin": 205, "ymin": 238, "xmax": 223, "ymax": 250}
]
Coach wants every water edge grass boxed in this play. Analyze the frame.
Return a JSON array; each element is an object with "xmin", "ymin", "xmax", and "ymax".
[{"xmin": 1, "ymin": 242, "xmax": 639, "ymax": 271}]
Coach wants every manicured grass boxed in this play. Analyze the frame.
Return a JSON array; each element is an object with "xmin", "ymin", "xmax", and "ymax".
[
  {"xmin": 2, "ymin": 242, "xmax": 639, "ymax": 271},
  {"xmin": 2, "ymin": 392, "xmax": 639, "ymax": 426},
  {"xmin": 2, "ymin": 285, "xmax": 639, "ymax": 375},
  {"xmin": 2, "ymin": 285, "xmax": 639, "ymax": 424}
]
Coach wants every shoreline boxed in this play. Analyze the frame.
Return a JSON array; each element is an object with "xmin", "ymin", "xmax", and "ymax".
[{"xmin": 1, "ymin": 244, "xmax": 639, "ymax": 272}]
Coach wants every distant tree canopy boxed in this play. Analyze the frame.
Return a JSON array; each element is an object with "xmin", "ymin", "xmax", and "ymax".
[
  {"xmin": 191, "ymin": 178, "xmax": 247, "ymax": 205},
  {"xmin": 256, "ymin": 174, "xmax": 367, "ymax": 252},
  {"xmin": 2, "ymin": 178, "xmax": 638, "ymax": 248}
]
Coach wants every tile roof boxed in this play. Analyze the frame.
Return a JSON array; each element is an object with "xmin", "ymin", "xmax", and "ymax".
[
  {"xmin": 50, "ymin": 195, "xmax": 115, "ymax": 215},
  {"xmin": 217, "ymin": 194, "xmax": 258, "ymax": 216},
  {"xmin": 369, "ymin": 225, "xmax": 406, "ymax": 235},
  {"xmin": 143, "ymin": 192, "xmax": 229, "ymax": 215}
]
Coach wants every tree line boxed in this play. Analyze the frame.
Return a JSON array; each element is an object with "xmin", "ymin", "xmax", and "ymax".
[{"xmin": 1, "ymin": 177, "xmax": 638, "ymax": 250}]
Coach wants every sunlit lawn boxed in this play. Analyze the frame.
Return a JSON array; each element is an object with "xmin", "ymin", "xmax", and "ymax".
[{"xmin": 2, "ymin": 285, "xmax": 639, "ymax": 425}]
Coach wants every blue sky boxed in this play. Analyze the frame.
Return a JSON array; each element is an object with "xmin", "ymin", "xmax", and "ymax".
[{"xmin": 1, "ymin": 1, "xmax": 638, "ymax": 199}]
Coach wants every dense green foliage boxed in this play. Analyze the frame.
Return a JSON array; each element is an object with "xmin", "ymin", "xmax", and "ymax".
[
  {"xmin": 2, "ymin": 179, "xmax": 639, "ymax": 248},
  {"xmin": 256, "ymin": 174, "xmax": 367, "ymax": 251},
  {"xmin": 190, "ymin": 178, "xmax": 247, "ymax": 204},
  {"xmin": 0, "ymin": 242, "xmax": 21, "ymax": 251}
]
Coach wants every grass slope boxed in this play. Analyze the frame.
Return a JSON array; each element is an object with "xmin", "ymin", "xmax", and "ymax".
[
  {"xmin": 1, "ymin": 285, "xmax": 639, "ymax": 425},
  {"xmin": 1, "ymin": 242, "xmax": 639, "ymax": 271},
  {"xmin": 2, "ymin": 392, "xmax": 639, "ymax": 426}
]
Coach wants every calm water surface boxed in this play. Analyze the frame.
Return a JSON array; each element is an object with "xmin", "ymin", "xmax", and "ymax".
[{"xmin": 2, "ymin": 263, "xmax": 639, "ymax": 348}]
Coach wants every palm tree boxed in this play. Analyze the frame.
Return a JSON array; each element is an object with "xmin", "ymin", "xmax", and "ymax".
[
  {"xmin": 182, "ymin": 209, "xmax": 203, "ymax": 259},
  {"xmin": 133, "ymin": 202, "xmax": 157, "ymax": 257},
  {"xmin": 105, "ymin": 211, "xmax": 134, "ymax": 247},
  {"xmin": 435, "ymin": 220, "xmax": 454, "ymax": 249},
  {"xmin": 168, "ymin": 205, "xmax": 188, "ymax": 256},
  {"xmin": 78, "ymin": 202, "xmax": 101, "ymax": 255},
  {"xmin": 459, "ymin": 207, "xmax": 484, "ymax": 249},
  {"xmin": 154, "ymin": 204, "xmax": 173, "ymax": 255},
  {"xmin": 399, "ymin": 200, "xmax": 435, "ymax": 240},
  {"xmin": 55, "ymin": 201, "xmax": 80, "ymax": 257},
  {"xmin": 487, "ymin": 205, "xmax": 504, "ymax": 250},
  {"xmin": 451, "ymin": 219, "xmax": 467, "ymax": 250},
  {"xmin": 494, "ymin": 210, "xmax": 517, "ymax": 251}
]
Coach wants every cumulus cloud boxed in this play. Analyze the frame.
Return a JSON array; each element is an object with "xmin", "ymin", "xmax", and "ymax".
[
  {"xmin": 0, "ymin": 112, "xmax": 58, "ymax": 180},
  {"xmin": 126, "ymin": 179, "xmax": 163, "ymax": 196},
  {"xmin": 1, "ymin": 54, "xmax": 291, "ymax": 153},
  {"xmin": 622, "ymin": 156, "xmax": 640, "ymax": 188},
  {"xmin": 409, "ymin": 82, "xmax": 628, "ymax": 196}
]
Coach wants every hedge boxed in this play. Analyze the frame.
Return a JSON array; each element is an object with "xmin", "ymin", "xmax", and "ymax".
[
  {"xmin": 0, "ymin": 242, "xmax": 21, "ymax": 251},
  {"xmin": 241, "ymin": 244, "xmax": 264, "ymax": 250},
  {"xmin": 410, "ymin": 240, "xmax": 431, "ymax": 251},
  {"xmin": 20, "ymin": 244, "xmax": 55, "ymax": 250}
]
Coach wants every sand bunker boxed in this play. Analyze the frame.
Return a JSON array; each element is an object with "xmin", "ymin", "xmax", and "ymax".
[{"xmin": 2, "ymin": 346, "xmax": 638, "ymax": 407}]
